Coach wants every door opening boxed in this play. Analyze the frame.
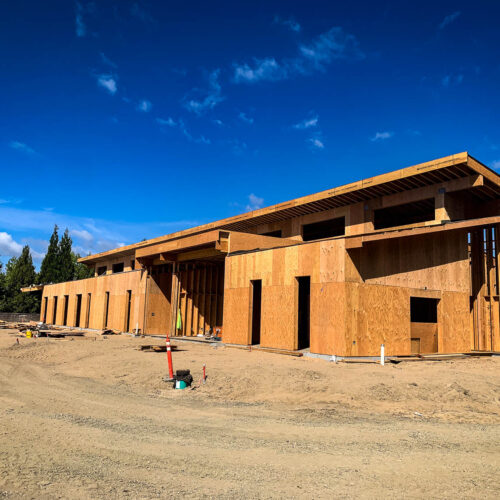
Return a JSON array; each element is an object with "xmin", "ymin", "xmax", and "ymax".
[
  {"xmin": 125, "ymin": 290, "xmax": 132, "ymax": 332},
  {"xmin": 75, "ymin": 294, "xmax": 82, "ymax": 327},
  {"xmin": 410, "ymin": 296, "xmax": 439, "ymax": 354},
  {"xmin": 85, "ymin": 293, "xmax": 91, "ymax": 328},
  {"xmin": 53, "ymin": 296, "xmax": 58, "ymax": 324},
  {"xmin": 42, "ymin": 297, "xmax": 48, "ymax": 323},
  {"xmin": 63, "ymin": 295, "xmax": 69, "ymax": 326},
  {"xmin": 104, "ymin": 292, "xmax": 110, "ymax": 329},
  {"xmin": 297, "ymin": 276, "xmax": 310, "ymax": 350},
  {"xmin": 250, "ymin": 280, "xmax": 262, "ymax": 345}
]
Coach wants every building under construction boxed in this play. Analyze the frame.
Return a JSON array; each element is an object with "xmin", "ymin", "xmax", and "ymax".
[{"xmin": 36, "ymin": 153, "xmax": 500, "ymax": 356}]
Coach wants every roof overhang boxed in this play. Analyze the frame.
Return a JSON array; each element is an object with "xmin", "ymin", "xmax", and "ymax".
[
  {"xmin": 345, "ymin": 216, "xmax": 500, "ymax": 249},
  {"xmin": 79, "ymin": 152, "xmax": 500, "ymax": 264},
  {"xmin": 135, "ymin": 230, "xmax": 297, "ymax": 265}
]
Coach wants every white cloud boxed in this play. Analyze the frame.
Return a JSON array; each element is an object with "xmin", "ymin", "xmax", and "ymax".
[
  {"xmin": 491, "ymin": 160, "xmax": 500, "ymax": 170},
  {"xmin": 97, "ymin": 74, "xmax": 118, "ymax": 94},
  {"xmin": 294, "ymin": 116, "xmax": 318, "ymax": 129},
  {"xmin": 75, "ymin": 2, "xmax": 86, "ymax": 37},
  {"xmin": 9, "ymin": 141, "xmax": 37, "ymax": 155},
  {"xmin": 130, "ymin": 2, "xmax": 154, "ymax": 23},
  {"xmin": 233, "ymin": 27, "xmax": 364, "ymax": 84},
  {"xmin": 137, "ymin": 99, "xmax": 152, "ymax": 112},
  {"xmin": 442, "ymin": 74, "xmax": 464, "ymax": 87},
  {"xmin": 308, "ymin": 138, "xmax": 325, "ymax": 150},
  {"xmin": 370, "ymin": 131, "xmax": 394, "ymax": 142},
  {"xmin": 238, "ymin": 112, "xmax": 254, "ymax": 124},
  {"xmin": 178, "ymin": 120, "xmax": 211, "ymax": 144},
  {"xmin": 0, "ymin": 232, "xmax": 23, "ymax": 258},
  {"xmin": 156, "ymin": 117, "xmax": 177, "ymax": 127},
  {"xmin": 0, "ymin": 205, "xmax": 200, "ymax": 259},
  {"xmin": 183, "ymin": 69, "xmax": 224, "ymax": 115},
  {"xmin": 100, "ymin": 52, "xmax": 117, "ymax": 68},
  {"xmin": 212, "ymin": 119, "xmax": 224, "ymax": 126},
  {"xmin": 439, "ymin": 11, "xmax": 461, "ymax": 30},
  {"xmin": 274, "ymin": 16, "xmax": 301, "ymax": 33},
  {"xmin": 246, "ymin": 193, "xmax": 264, "ymax": 211},
  {"xmin": 71, "ymin": 229, "xmax": 94, "ymax": 244},
  {"xmin": 233, "ymin": 57, "xmax": 285, "ymax": 83}
]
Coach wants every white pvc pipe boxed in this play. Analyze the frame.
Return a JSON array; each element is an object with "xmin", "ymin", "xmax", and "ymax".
[{"xmin": 380, "ymin": 343, "xmax": 385, "ymax": 366}]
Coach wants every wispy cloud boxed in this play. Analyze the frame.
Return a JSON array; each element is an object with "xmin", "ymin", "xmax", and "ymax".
[
  {"xmin": 157, "ymin": 117, "xmax": 211, "ymax": 145},
  {"xmin": 439, "ymin": 11, "xmax": 461, "ymax": 30},
  {"xmin": 370, "ymin": 131, "xmax": 394, "ymax": 142},
  {"xmin": 233, "ymin": 27, "xmax": 364, "ymax": 84},
  {"xmin": 97, "ymin": 74, "xmax": 118, "ymax": 94},
  {"xmin": 442, "ymin": 74, "xmax": 464, "ymax": 87},
  {"xmin": 9, "ymin": 141, "xmax": 37, "ymax": 156},
  {"xmin": 183, "ymin": 69, "xmax": 224, "ymax": 115},
  {"xmin": 212, "ymin": 119, "xmax": 224, "ymax": 127},
  {"xmin": 0, "ymin": 205, "xmax": 201, "ymax": 260},
  {"xmin": 137, "ymin": 99, "xmax": 152, "ymax": 112},
  {"xmin": 100, "ymin": 52, "xmax": 117, "ymax": 68},
  {"xmin": 308, "ymin": 138, "xmax": 325, "ymax": 150},
  {"xmin": 130, "ymin": 2, "xmax": 154, "ymax": 23},
  {"xmin": 0, "ymin": 232, "xmax": 23, "ymax": 258},
  {"xmin": 238, "ymin": 112, "xmax": 254, "ymax": 124},
  {"xmin": 75, "ymin": 2, "xmax": 86, "ymax": 37},
  {"xmin": 156, "ymin": 117, "xmax": 177, "ymax": 127},
  {"xmin": 274, "ymin": 16, "xmax": 301, "ymax": 32},
  {"xmin": 491, "ymin": 160, "xmax": 500, "ymax": 170},
  {"xmin": 293, "ymin": 115, "xmax": 318, "ymax": 129},
  {"xmin": 246, "ymin": 193, "xmax": 264, "ymax": 211}
]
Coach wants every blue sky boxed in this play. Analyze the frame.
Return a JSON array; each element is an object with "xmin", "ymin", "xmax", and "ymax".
[{"xmin": 1, "ymin": 1, "xmax": 499, "ymax": 267}]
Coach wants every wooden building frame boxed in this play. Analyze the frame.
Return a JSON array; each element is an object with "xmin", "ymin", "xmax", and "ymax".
[{"xmin": 36, "ymin": 153, "xmax": 500, "ymax": 356}]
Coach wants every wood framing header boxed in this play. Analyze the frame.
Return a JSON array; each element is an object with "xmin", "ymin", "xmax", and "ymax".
[{"xmin": 79, "ymin": 152, "xmax": 500, "ymax": 264}]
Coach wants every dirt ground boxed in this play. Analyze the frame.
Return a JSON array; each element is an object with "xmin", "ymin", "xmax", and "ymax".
[{"xmin": 0, "ymin": 330, "xmax": 499, "ymax": 499}]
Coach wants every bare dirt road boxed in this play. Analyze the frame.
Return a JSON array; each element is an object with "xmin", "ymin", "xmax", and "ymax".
[{"xmin": 0, "ymin": 330, "xmax": 499, "ymax": 499}]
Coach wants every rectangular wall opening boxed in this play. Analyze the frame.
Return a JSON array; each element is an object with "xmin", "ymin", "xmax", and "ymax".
[
  {"xmin": 125, "ymin": 290, "xmax": 132, "ymax": 332},
  {"xmin": 75, "ymin": 294, "xmax": 82, "ymax": 327},
  {"xmin": 97, "ymin": 266, "xmax": 107, "ymax": 276},
  {"xmin": 296, "ymin": 276, "xmax": 310, "ymax": 350},
  {"xmin": 374, "ymin": 198, "xmax": 435, "ymax": 230},
  {"xmin": 261, "ymin": 230, "xmax": 282, "ymax": 238},
  {"xmin": 302, "ymin": 217, "xmax": 345, "ymax": 241},
  {"xmin": 410, "ymin": 296, "xmax": 439, "ymax": 354},
  {"xmin": 63, "ymin": 295, "xmax": 69, "ymax": 326},
  {"xmin": 112, "ymin": 262, "xmax": 124, "ymax": 273},
  {"xmin": 52, "ymin": 296, "xmax": 58, "ymax": 324},
  {"xmin": 104, "ymin": 292, "xmax": 110, "ymax": 329},
  {"xmin": 85, "ymin": 293, "xmax": 91, "ymax": 328},
  {"xmin": 250, "ymin": 280, "xmax": 262, "ymax": 345},
  {"xmin": 42, "ymin": 297, "xmax": 48, "ymax": 323}
]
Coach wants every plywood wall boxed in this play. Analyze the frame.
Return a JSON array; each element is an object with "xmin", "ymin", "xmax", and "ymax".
[
  {"xmin": 223, "ymin": 231, "xmax": 472, "ymax": 356},
  {"xmin": 41, "ymin": 270, "xmax": 144, "ymax": 332}
]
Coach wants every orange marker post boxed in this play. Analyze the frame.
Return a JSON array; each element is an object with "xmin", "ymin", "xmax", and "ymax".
[{"xmin": 166, "ymin": 335, "xmax": 174, "ymax": 380}]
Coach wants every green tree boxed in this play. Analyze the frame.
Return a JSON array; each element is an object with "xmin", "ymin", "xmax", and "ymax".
[
  {"xmin": 39, "ymin": 225, "xmax": 60, "ymax": 284},
  {"xmin": 0, "ymin": 263, "xmax": 7, "ymax": 311},
  {"xmin": 4, "ymin": 246, "xmax": 40, "ymax": 313},
  {"xmin": 72, "ymin": 252, "xmax": 94, "ymax": 280},
  {"xmin": 58, "ymin": 229, "xmax": 74, "ymax": 282}
]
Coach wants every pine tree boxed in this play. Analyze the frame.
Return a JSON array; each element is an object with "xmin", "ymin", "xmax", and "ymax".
[
  {"xmin": 72, "ymin": 252, "xmax": 94, "ymax": 280},
  {"xmin": 4, "ymin": 246, "xmax": 40, "ymax": 313},
  {"xmin": 58, "ymin": 229, "xmax": 74, "ymax": 282},
  {"xmin": 0, "ymin": 263, "xmax": 7, "ymax": 311},
  {"xmin": 39, "ymin": 225, "xmax": 60, "ymax": 284}
]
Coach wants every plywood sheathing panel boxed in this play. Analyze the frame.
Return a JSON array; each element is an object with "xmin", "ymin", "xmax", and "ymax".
[
  {"xmin": 223, "ymin": 229, "xmax": 473, "ymax": 355},
  {"xmin": 41, "ymin": 270, "xmax": 143, "ymax": 332}
]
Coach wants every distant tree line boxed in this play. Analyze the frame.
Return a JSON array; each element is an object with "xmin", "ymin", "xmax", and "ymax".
[{"xmin": 0, "ymin": 225, "xmax": 93, "ymax": 313}]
